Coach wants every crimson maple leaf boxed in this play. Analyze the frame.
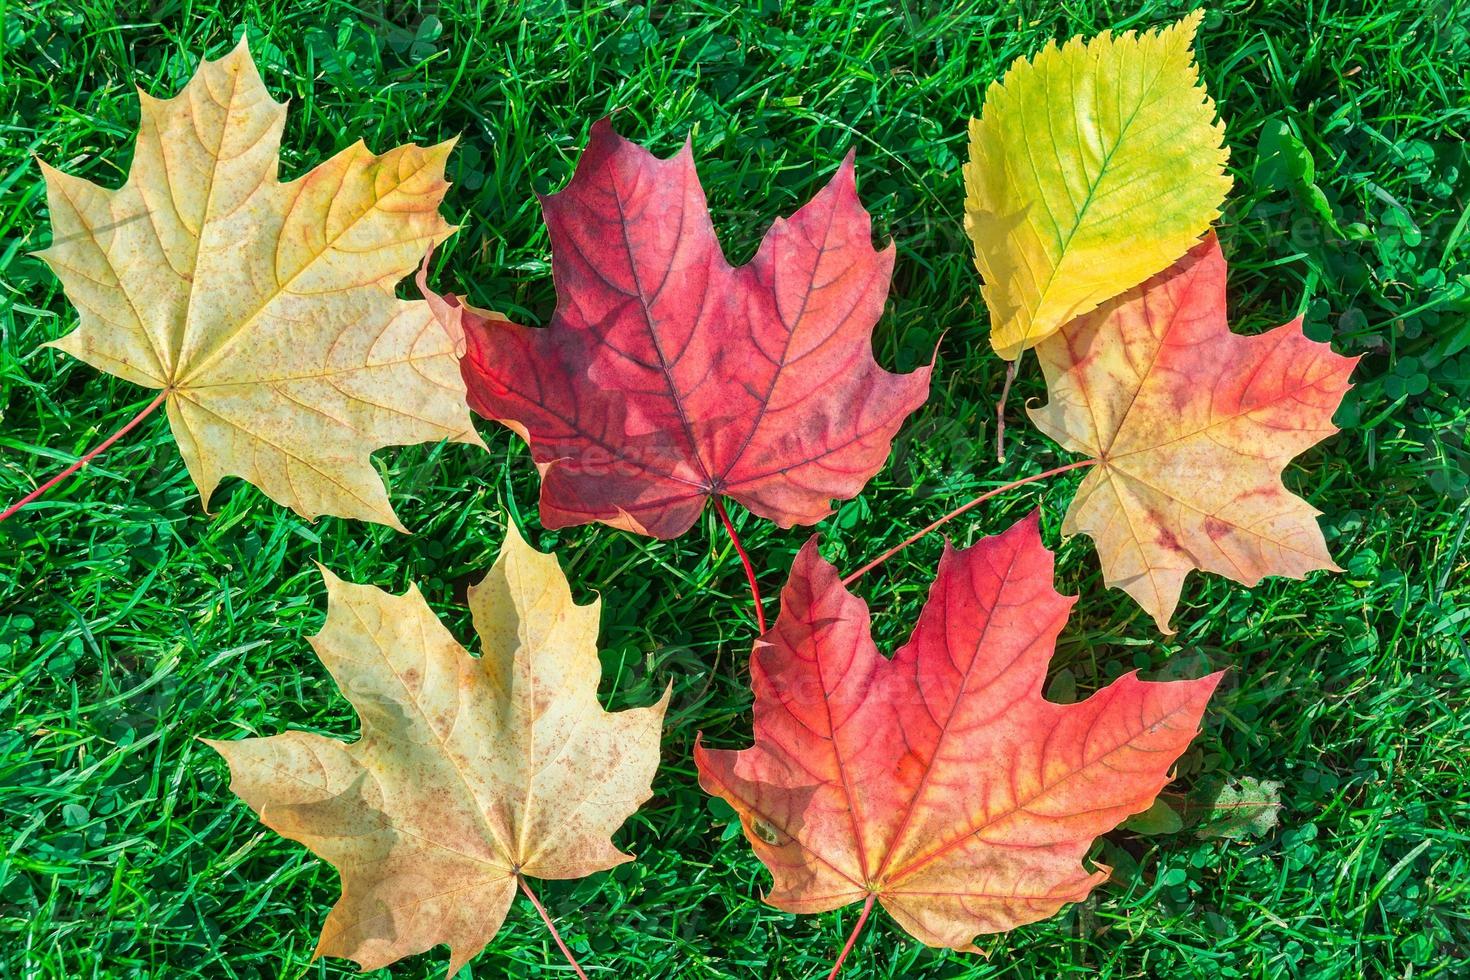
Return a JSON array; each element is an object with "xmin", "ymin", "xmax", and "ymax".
[
  {"xmin": 697, "ymin": 512, "xmax": 1220, "ymax": 950},
  {"xmin": 427, "ymin": 119, "xmax": 931, "ymax": 538}
]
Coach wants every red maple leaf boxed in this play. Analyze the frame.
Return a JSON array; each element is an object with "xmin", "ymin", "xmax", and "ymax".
[
  {"xmin": 697, "ymin": 512, "xmax": 1221, "ymax": 951},
  {"xmin": 430, "ymin": 119, "xmax": 931, "ymax": 538}
]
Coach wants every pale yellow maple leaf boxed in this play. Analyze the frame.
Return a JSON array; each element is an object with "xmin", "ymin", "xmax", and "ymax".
[
  {"xmin": 964, "ymin": 11, "xmax": 1232, "ymax": 360},
  {"xmin": 205, "ymin": 524, "xmax": 670, "ymax": 975},
  {"xmin": 37, "ymin": 38, "xmax": 483, "ymax": 528}
]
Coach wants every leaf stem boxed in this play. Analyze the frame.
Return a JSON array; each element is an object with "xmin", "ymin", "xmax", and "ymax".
[
  {"xmin": 826, "ymin": 894, "xmax": 876, "ymax": 980},
  {"xmin": 995, "ymin": 354, "xmax": 1020, "ymax": 463},
  {"xmin": 841, "ymin": 459, "xmax": 1097, "ymax": 586},
  {"xmin": 0, "ymin": 389, "xmax": 169, "ymax": 523},
  {"xmin": 713, "ymin": 496, "xmax": 767, "ymax": 634},
  {"xmin": 517, "ymin": 873, "xmax": 589, "ymax": 980}
]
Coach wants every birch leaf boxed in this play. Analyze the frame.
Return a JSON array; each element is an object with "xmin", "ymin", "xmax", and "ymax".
[{"xmin": 964, "ymin": 12, "xmax": 1232, "ymax": 359}]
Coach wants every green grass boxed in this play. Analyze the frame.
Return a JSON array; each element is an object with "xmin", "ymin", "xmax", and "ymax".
[{"xmin": 2, "ymin": 1, "xmax": 1468, "ymax": 977}]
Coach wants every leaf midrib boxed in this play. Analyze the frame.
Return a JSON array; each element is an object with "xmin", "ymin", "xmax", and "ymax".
[{"xmin": 1020, "ymin": 53, "xmax": 1174, "ymax": 333}]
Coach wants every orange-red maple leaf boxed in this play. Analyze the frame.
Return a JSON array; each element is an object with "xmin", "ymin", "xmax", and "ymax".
[
  {"xmin": 696, "ymin": 512, "xmax": 1220, "ymax": 950},
  {"xmin": 1029, "ymin": 235, "xmax": 1359, "ymax": 631},
  {"xmin": 427, "ymin": 119, "xmax": 931, "ymax": 539}
]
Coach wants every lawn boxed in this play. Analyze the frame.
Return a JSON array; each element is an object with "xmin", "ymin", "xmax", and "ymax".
[{"xmin": 1, "ymin": 1, "xmax": 1468, "ymax": 977}]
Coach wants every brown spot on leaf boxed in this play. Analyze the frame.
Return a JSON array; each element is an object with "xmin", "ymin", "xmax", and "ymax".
[{"xmin": 751, "ymin": 818, "xmax": 782, "ymax": 846}]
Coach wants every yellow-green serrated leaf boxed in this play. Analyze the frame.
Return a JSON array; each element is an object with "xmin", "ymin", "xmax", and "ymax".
[
  {"xmin": 37, "ymin": 38, "xmax": 483, "ymax": 528},
  {"xmin": 964, "ymin": 11, "xmax": 1232, "ymax": 360}
]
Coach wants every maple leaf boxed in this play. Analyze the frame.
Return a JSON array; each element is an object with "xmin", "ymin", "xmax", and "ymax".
[
  {"xmin": 696, "ymin": 512, "xmax": 1220, "ymax": 952},
  {"xmin": 964, "ymin": 11, "xmax": 1232, "ymax": 359},
  {"xmin": 37, "ymin": 38, "xmax": 482, "ymax": 528},
  {"xmin": 1028, "ymin": 235, "xmax": 1358, "ymax": 632},
  {"xmin": 205, "ymin": 525, "xmax": 669, "ymax": 975},
  {"xmin": 428, "ymin": 119, "xmax": 931, "ymax": 539}
]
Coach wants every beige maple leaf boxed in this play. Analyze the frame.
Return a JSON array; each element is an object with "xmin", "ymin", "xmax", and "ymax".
[
  {"xmin": 37, "ymin": 38, "xmax": 483, "ymax": 528},
  {"xmin": 205, "ymin": 524, "xmax": 670, "ymax": 975},
  {"xmin": 1028, "ymin": 235, "xmax": 1358, "ymax": 631}
]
